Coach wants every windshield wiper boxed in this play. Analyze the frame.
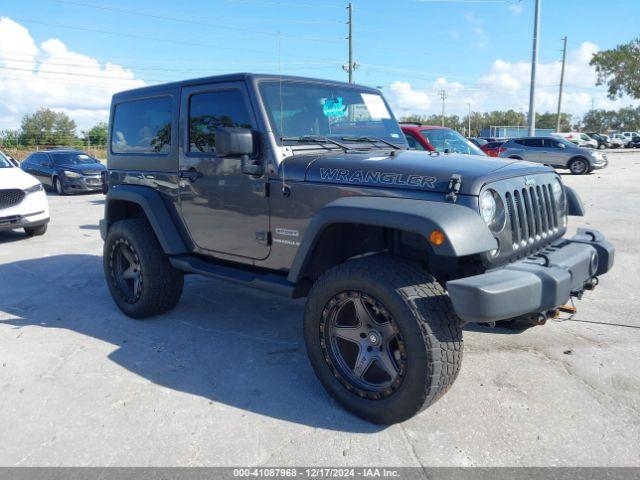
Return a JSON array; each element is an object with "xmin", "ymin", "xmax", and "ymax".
[
  {"xmin": 282, "ymin": 135, "xmax": 352, "ymax": 152},
  {"xmin": 340, "ymin": 136, "xmax": 402, "ymax": 150}
]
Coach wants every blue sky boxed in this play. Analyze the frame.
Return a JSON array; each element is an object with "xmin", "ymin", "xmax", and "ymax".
[{"xmin": 1, "ymin": 0, "xmax": 639, "ymax": 130}]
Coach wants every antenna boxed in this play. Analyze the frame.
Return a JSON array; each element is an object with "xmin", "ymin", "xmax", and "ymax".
[{"xmin": 278, "ymin": 31, "xmax": 288, "ymax": 196}]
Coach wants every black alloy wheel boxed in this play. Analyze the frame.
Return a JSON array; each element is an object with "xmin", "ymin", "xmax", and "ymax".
[
  {"xmin": 110, "ymin": 238, "xmax": 143, "ymax": 304},
  {"xmin": 321, "ymin": 291, "xmax": 406, "ymax": 399}
]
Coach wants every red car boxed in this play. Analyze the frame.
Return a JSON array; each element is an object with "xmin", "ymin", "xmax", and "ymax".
[
  {"xmin": 480, "ymin": 141, "xmax": 507, "ymax": 157},
  {"xmin": 400, "ymin": 123, "xmax": 485, "ymax": 156}
]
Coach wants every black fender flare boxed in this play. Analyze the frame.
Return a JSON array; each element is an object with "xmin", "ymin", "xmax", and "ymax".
[
  {"xmin": 101, "ymin": 184, "xmax": 189, "ymax": 255},
  {"xmin": 287, "ymin": 196, "xmax": 497, "ymax": 283},
  {"xmin": 564, "ymin": 185, "xmax": 585, "ymax": 216}
]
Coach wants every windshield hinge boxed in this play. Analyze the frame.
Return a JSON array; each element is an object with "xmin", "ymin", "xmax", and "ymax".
[{"xmin": 446, "ymin": 174, "xmax": 462, "ymax": 202}]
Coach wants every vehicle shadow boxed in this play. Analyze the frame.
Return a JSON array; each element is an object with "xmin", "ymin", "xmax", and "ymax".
[
  {"xmin": 0, "ymin": 230, "xmax": 31, "ymax": 244},
  {"xmin": 0, "ymin": 254, "xmax": 382, "ymax": 433}
]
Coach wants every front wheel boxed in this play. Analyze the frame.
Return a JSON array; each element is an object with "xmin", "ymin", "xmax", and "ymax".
[
  {"xmin": 104, "ymin": 218, "xmax": 184, "ymax": 319},
  {"xmin": 304, "ymin": 256, "xmax": 463, "ymax": 424},
  {"xmin": 568, "ymin": 158, "xmax": 589, "ymax": 175},
  {"xmin": 54, "ymin": 177, "xmax": 66, "ymax": 195}
]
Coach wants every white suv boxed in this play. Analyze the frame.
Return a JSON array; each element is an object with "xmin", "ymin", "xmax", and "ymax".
[{"xmin": 0, "ymin": 153, "xmax": 50, "ymax": 236}]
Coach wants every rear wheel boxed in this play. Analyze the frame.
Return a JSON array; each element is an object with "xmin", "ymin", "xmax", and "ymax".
[
  {"xmin": 104, "ymin": 218, "xmax": 184, "ymax": 319},
  {"xmin": 304, "ymin": 256, "xmax": 463, "ymax": 424},
  {"xmin": 568, "ymin": 158, "xmax": 589, "ymax": 175}
]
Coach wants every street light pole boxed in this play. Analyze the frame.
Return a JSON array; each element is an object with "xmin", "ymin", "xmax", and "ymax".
[
  {"xmin": 556, "ymin": 36, "xmax": 567, "ymax": 132},
  {"xmin": 527, "ymin": 0, "xmax": 541, "ymax": 136},
  {"xmin": 467, "ymin": 103, "xmax": 472, "ymax": 136}
]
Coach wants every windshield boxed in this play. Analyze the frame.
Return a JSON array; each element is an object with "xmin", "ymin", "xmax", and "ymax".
[
  {"xmin": 419, "ymin": 129, "xmax": 484, "ymax": 155},
  {"xmin": 51, "ymin": 153, "xmax": 98, "ymax": 166},
  {"xmin": 259, "ymin": 81, "xmax": 405, "ymax": 147},
  {"xmin": 0, "ymin": 151, "xmax": 13, "ymax": 168}
]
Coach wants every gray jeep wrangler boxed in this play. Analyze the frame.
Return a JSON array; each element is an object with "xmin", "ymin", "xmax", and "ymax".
[{"xmin": 100, "ymin": 73, "xmax": 614, "ymax": 424}]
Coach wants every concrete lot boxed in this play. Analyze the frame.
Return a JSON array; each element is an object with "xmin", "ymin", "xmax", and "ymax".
[{"xmin": 1, "ymin": 152, "xmax": 639, "ymax": 467}]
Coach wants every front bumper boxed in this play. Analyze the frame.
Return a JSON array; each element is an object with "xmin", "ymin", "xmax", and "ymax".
[
  {"xmin": 446, "ymin": 229, "xmax": 614, "ymax": 323},
  {"xmin": 62, "ymin": 174, "xmax": 104, "ymax": 192},
  {"xmin": 590, "ymin": 155, "xmax": 608, "ymax": 169},
  {"xmin": 0, "ymin": 189, "xmax": 50, "ymax": 232}
]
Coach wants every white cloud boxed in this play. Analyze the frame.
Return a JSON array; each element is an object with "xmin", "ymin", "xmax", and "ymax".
[
  {"xmin": 0, "ymin": 17, "xmax": 145, "ymax": 131},
  {"xmin": 385, "ymin": 81, "xmax": 431, "ymax": 116},
  {"xmin": 384, "ymin": 41, "xmax": 640, "ymax": 121},
  {"xmin": 508, "ymin": 3, "xmax": 523, "ymax": 15}
]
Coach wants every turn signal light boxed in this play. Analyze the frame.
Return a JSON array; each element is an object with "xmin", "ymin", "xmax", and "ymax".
[{"xmin": 429, "ymin": 230, "xmax": 446, "ymax": 246}]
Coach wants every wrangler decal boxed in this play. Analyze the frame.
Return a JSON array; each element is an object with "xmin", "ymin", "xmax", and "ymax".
[{"xmin": 319, "ymin": 168, "xmax": 436, "ymax": 189}]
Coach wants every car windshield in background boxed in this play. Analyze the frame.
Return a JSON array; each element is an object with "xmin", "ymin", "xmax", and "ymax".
[
  {"xmin": 420, "ymin": 129, "xmax": 484, "ymax": 155},
  {"xmin": 259, "ymin": 81, "xmax": 404, "ymax": 147},
  {"xmin": 0, "ymin": 152, "xmax": 13, "ymax": 168},
  {"xmin": 51, "ymin": 153, "xmax": 98, "ymax": 166}
]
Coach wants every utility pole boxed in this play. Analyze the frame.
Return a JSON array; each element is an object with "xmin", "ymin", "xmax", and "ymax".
[
  {"xmin": 439, "ymin": 90, "xmax": 447, "ymax": 127},
  {"xmin": 527, "ymin": 0, "xmax": 541, "ymax": 136},
  {"xmin": 343, "ymin": 2, "xmax": 358, "ymax": 83},
  {"xmin": 467, "ymin": 102, "xmax": 472, "ymax": 136},
  {"xmin": 556, "ymin": 36, "xmax": 567, "ymax": 133}
]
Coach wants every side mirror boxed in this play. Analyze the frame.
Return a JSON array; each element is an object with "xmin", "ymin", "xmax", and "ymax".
[
  {"xmin": 215, "ymin": 127, "xmax": 255, "ymax": 156},
  {"xmin": 558, "ymin": 143, "xmax": 566, "ymax": 149}
]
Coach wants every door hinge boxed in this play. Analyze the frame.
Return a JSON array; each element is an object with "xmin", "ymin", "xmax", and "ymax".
[
  {"xmin": 252, "ymin": 181, "xmax": 269, "ymax": 197},
  {"xmin": 255, "ymin": 231, "xmax": 272, "ymax": 246}
]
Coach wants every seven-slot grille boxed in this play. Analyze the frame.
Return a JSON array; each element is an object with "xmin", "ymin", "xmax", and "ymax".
[
  {"xmin": 0, "ymin": 189, "xmax": 26, "ymax": 210},
  {"xmin": 504, "ymin": 184, "xmax": 559, "ymax": 249}
]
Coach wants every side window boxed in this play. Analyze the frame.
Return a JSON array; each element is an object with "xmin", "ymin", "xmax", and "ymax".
[
  {"xmin": 514, "ymin": 139, "xmax": 526, "ymax": 146},
  {"xmin": 189, "ymin": 89, "xmax": 252, "ymax": 154},
  {"xmin": 111, "ymin": 96, "xmax": 172, "ymax": 154},
  {"xmin": 404, "ymin": 133, "xmax": 424, "ymax": 150},
  {"xmin": 544, "ymin": 138, "xmax": 561, "ymax": 148},
  {"xmin": 524, "ymin": 139, "xmax": 544, "ymax": 148}
]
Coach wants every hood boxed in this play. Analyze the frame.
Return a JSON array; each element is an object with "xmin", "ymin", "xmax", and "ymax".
[
  {"xmin": 281, "ymin": 149, "xmax": 553, "ymax": 196},
  {"xmin": 58, "ymin": 162, "xmax": 106, "ymax": 173},
  {"xmin": 1, "ymin": 167, "xmax": 41, "ymax": 189}
]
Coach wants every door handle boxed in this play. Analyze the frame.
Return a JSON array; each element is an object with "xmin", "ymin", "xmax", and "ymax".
[{"xmin": 179, "ymin": 168, "xmax": 202, "ymax": 182}]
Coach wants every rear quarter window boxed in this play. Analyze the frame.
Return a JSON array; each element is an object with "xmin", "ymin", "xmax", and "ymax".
[{"xmin": 111, "ymin": 96, "xmax": 172, "ymax": 154}]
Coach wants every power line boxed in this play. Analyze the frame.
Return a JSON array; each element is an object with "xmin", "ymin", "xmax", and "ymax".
[
  {"xmin": 49, "ymin": 0, "xmax": 344, "ymax": 44},
  {"xmin": 11, "ymin": 17, "xmax": 343, "ymax": 64}
]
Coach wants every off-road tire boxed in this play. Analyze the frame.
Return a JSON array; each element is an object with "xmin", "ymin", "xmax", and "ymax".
[
  {"xmin": 104, "ymin": 218, "xmax": 184, "ymax": 319},
  {"xmin": 568, "ymin": 158, "xmax": 589, "ymax": 175},
  {"xmin": 304, "ymin": 255, "xmax": 463, "ymax": 424},
  {"xmin": 24, "ymin": 224, "xmax": 48, "ymax": 236}
]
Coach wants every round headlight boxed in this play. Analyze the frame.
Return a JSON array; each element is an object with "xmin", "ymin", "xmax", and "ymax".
[
  {"xmin": 552, "ymin": 179, "xmax": 564, "ymax": 203},
  {"xmin": 480, "ymin": 190, "xmax": 497, "ymax": 225}
]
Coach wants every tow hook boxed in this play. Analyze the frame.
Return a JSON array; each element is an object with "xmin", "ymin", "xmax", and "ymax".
[{"xmin": 584, "ymin": 277, "xmax": 599, "ymax": 291}]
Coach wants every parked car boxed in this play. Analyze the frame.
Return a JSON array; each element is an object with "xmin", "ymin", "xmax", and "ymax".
[
  {"xmin": 100, "ymin": 73, "xmax": 614, "ymax": 424},
  {"xmin": 603, "ymin": 134, "xmax": 624, "ymax": 149},
  {"xmin": 479, "ymin": 137, "xmax": 507, "ymax": 143},
  {"xmin": 628, "ymin": 137, "xmax": 640, "ymax": 148},
  {"xmin": 480, "ymin": 141, "xmax": 506, "ymax": 157},
  {"xmin": 585, "ymin": 133, "xmax": 610, "ymax": 150},
  {"xmin": 0, "ymin": 152, "xmax": 49, "ymax": 236},
  {"xmin": 550, "ymin": 132, "xmax": 598, "ymax": 149},
  {"xmin": 611, "ymin": 133, "xmax": 631, "ymax": 147},
  {"xmin": 467, "ymin": 137, "xmax": 488, "ymax": 147},
  {"xmin": 499, "ymin": 136, "xmax": 608, "ymax": 175},
  {"xmin": 621, "ymin": 132, "xmax": 640, "ymax": 143},
  {"xmin": 401, "ymin": 123, "xmax": 485, "ymax": 155},
  {"xmin": 0, "ymin": 151, "xmax": 19, "ymax": 167},
  {"xmin": 20, "ymin": 149, "xmax": 106, "ymax": 195}
]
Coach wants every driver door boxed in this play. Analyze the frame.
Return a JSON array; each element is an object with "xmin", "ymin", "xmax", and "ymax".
[{"xmin": 178, "ymin": 82, "xmax": 270, "ymax": 260}]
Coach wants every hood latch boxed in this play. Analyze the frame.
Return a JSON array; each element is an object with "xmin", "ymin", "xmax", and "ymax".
[{"xmin": 446, "ymin": 174, "xmax": 462, "ymax": 202}]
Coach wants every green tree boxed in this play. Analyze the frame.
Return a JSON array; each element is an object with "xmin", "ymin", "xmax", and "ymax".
[
  {"xmin": 84, "ymin": 122, "xmax": 108, "ymax": 146},
  {"xmin": 535, "ymin": 112, "xmax": 573, "ymax": 131},
  {"xmin": 19, "ymin": 108, "xmax": 77, "ymax": 146},
  {"xmin": 0, "ymin": 129, "xmax": 21, "ymax": 148},
  {"xmin": 590, "ymin": 38, "xmax": 640, "ymax": 99}
]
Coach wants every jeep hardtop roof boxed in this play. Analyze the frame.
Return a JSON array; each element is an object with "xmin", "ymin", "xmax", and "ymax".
[{"xmin": 111, "ymin": 73, "xmax": 381, "ymax": 102}]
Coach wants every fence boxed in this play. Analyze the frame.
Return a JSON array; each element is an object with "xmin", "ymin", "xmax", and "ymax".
[{"xmin": 3, "ymin": 146, "xmax": 107, "ymax": 162}]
